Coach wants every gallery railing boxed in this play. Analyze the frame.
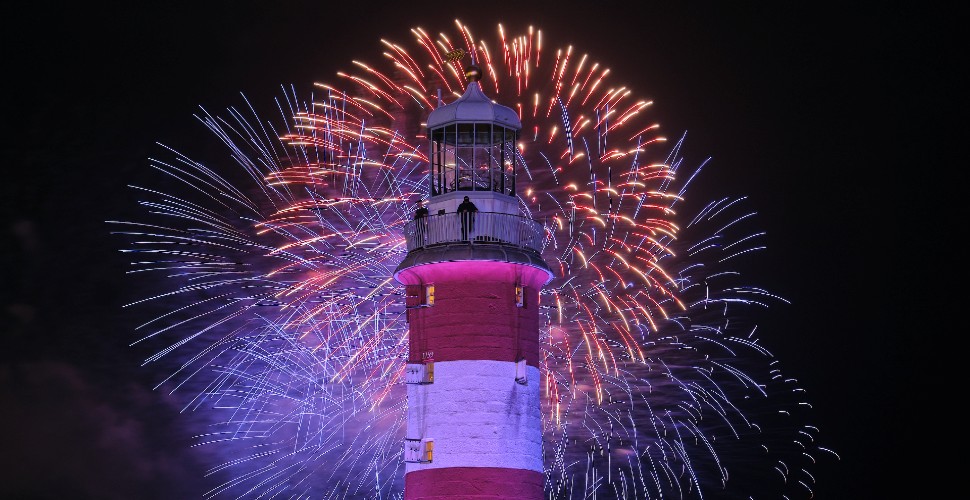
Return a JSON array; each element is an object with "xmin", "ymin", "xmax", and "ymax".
[{"xmin": 402, "ymin": 212, "xmax": 545, "ymax": 253}]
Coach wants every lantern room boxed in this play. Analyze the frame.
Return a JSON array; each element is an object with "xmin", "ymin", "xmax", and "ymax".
[{"xmin": 426, "ymin": 64, "xmax": 521, "ymax": 198}]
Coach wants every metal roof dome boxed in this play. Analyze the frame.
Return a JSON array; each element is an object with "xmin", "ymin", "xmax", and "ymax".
[{"xmin": 426, "ymin": 66, "xmax": 521, "ymax": 131}]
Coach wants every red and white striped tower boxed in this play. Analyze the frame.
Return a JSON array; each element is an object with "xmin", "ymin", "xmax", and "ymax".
[{"xmin": 394, "ymin": 63, "xmax": 553, "ymax": 499}]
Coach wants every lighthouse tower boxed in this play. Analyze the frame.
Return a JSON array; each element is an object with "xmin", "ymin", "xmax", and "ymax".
[{"xmin": 393, "ymin": 64, "xmax": 553, "ymax": 499}]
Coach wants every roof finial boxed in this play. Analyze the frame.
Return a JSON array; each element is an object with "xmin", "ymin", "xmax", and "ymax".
[{"xmin": 464, "ymin": 64, "xmax": 482, "ymax": 83}]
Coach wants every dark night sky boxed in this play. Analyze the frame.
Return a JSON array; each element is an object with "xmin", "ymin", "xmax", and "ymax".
[{"xmin": 2, "ymin": 2, "xmax": 944, "ymax": 498}]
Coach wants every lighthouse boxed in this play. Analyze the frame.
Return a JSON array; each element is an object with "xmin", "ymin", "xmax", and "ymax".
[{"xmin": 393, "ymin": 63, "xmax": 553, "ymax": 499}]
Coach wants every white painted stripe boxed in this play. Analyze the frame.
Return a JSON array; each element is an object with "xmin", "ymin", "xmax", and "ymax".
[{"xmin": 406, "ymin": 360, "xmax": 542, "ymax": 473}]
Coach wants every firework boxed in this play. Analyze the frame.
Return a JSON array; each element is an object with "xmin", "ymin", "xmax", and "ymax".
[{"xmin": 111, "ymin": 20, "xmax": 836, "ymax": 499}]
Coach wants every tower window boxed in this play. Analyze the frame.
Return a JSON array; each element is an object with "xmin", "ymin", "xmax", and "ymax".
[
  {"xmin": 405, "ymin": 362, "xmax": 434, "ymax": 384},
  {"xmin": 406, "ymin": 284, "xmax": 435, "ymax": 323},
  {"xmin": 406, "ymin": 284, "xmax": 435, "ymax": 308},
  {"xmin": 515, "ymin": 285, "xmax": 526, "ymax": 308},
  {"xmin": 515, "ymin": 358, "xmax": 528, "ymax": 385},
  {"xmin": 404, "ymin": 438, "xmax": 434, "ymax": 463}
]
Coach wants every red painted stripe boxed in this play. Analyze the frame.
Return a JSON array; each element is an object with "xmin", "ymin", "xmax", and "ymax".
[
  {"xmin": 405, "ymin": 264, "xmax": 546, "ymax": 365},
  {"xmin": 405, "ymin": 467, "xmax": 543, "ymax": 499}
]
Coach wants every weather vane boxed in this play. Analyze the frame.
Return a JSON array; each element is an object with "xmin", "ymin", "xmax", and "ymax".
[
  {"xmin": 444, "ymin": 48, "xmax": 465, "ymax": 63},
  {"xmin": 444, "ymin": 48, "xmax": 481, "ymax": 82}
]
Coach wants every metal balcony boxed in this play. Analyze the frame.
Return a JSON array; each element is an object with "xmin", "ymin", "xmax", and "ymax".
[{"xmin": 402, "ymin": 212, "xmax": 545, "ymax": 253}]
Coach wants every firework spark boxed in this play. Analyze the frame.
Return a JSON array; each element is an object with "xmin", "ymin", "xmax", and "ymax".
[{"xmin": 112, "ymin": 20, "xmax": 836, "ymax": 499}]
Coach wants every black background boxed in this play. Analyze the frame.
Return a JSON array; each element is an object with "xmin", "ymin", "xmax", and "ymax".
[{"xmin": 3, "ymin": 2, "xmax": 943, "ymax": 498}]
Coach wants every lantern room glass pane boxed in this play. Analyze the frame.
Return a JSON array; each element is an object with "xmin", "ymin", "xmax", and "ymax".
[{"xmin": 429, "ymin": 123, "xmax": 518, "ymax": 194}]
